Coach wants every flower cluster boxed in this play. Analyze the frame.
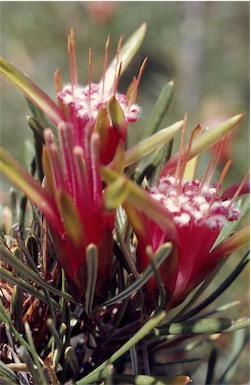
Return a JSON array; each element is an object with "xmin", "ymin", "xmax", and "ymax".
[
  {"xmin": 35, "ymin": 30, "xmax": 142, "ymax": 303},
  {"xmin": 135, "ymin": 173, "xmax": 242, "ymax": 308},
  {"xmin": 0, "ymin": 24, "xmax": 249, "ymax": 314},
  {"xmin": 2, "ymin": 26, "xmax": 247, "ymax": 308},
  {"xmin": 58, "ymin": 83, "xmax": 140, "ymax": 123},
  {"xmin": 0, "ymin": 23, "xmax": 249, "ymax": 385}
]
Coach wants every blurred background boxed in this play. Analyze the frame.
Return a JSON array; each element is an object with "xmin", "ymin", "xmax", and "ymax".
[{"xmin": 0, "ymin": 2, "xmax": 250, "ymax": 382}]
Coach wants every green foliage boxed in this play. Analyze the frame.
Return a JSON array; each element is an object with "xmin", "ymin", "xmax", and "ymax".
[{"xmin": 0, "ymin": 17, "xmax": 249, "ymax": 385}]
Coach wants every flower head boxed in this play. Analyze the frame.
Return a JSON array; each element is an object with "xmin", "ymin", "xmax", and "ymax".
[
  {"xmin": 0, "ymin": 25, "xmax": 147, "ymax": 305},
  {"xmin": 130, "ymin": 122, "xmax": 248, "ymax": 309},
  {"xmin": 55, "ymin": 30, "xmax": 143, "ymax": 165},
  {"xmin": 58, "ymin": 83, "xmax": 140, "ymax": 124},
  {"xmin": 142, "ymin": 175, "xmax": 240, "ymax": 306}
]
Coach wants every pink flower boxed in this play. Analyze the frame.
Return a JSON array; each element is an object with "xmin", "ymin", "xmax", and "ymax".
[
  {"xmin": 55, "ymin": 30, "xmax": 142, "ymax": 165},
  {"xmin": 42, "ymin": 123, "xmax": 114, "ymax": 303},
  {"xmin": 0, "ymin": 26, "xmax": 146, "ymax": 304},
  {"xmin": 57, "ymin": 82, "xmax": 140, "ymax": 165},
  {"xmin": 131, "ymin": 127, "xmax": 249, "ymax": 309},
  {"xmin": 136, "ymin": 175, "xmax": 241, "ymax": 307}
]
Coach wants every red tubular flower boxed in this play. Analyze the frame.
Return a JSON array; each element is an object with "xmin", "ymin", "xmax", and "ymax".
[
  {"xmin": 42, "ymin": 123, "xmax": 114, "ymax": 302},
  {"xmin": 55, "ymin": 30, "xmax": 142, "ymax": 165},
  {"xmin": 43, "ymin": 31, "xmax": 142, "ymax": 300},
  {"xmin": 136, "ymin": 176, "xmax": 241, "ymax": 308},
  {"xmin": 0, "ymin": 26, "xmax": 146, "ymax": 304},
  {"xmin": 132, "ymin": 127, "xmax": 249, "ymax": 310}
]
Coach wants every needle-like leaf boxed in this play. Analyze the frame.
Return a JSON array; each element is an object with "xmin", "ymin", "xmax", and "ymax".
[
  {"xmin": 0, "ymin": 57, "xmax": 64, "ymax": 125},
  {"xmin": 0, "ymin": 147, "xmax": 64, "ymax": 235}
]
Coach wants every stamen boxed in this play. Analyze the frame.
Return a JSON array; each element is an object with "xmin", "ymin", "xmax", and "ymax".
[
  {"xmin": 88, "ymin": 47, "xmax": 93, "ymax": 112},
  {"xmin": 178, "ymin": 123, "xmax": 202, "ymax": 184},
  {"xmin": 113, "ymin": 61, "xmax": 122, "ymax": 96},
  {"xmin": 127, "ymin": 57, "xmax": 147, "ymax": 109},
  {"xmin": 216, "ymin": 159, "xmax": 232, "ymax": 194},
  {"xmin": 68, "ymin": 29, "xmax": 78, "ymax": 94},
  {"xmin": 54, "ymin": 69, "xmax": 63, "ymax": 93},
  {"xmin": 114, "ymin": 35, "xmax": 123, "ymax": 88},
  {"xmin": 205, "ymin": 140, "xmax": 224, "ymax": 187},
  {"xmin": 101, "ymin": 34, "xmax": 110, "ymax": 99},
  {"xmin": 208, "ymin": 159, "xmax": 232, "ymax": 209},
  {"xmin": 175, "ymin": 113, "xmax": 188, "ymax": 183},
  {"xmin": 227, "ymin": 169, "xmax": 250, "ymax": 209},
  {"xmin": 199, "ymin": 147, "xmax": 217, "ymax": 191}
]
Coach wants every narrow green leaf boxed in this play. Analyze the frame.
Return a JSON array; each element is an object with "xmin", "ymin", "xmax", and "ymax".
[
  {"xmin": 85, "ymin": 244, "xmax": 98, "ymax": 316},
  {"xmin": 205, "ymin": 348, "xmax": 218, "ymax": 385},
  {"xmin": 217, "ymin": 328, "xmax": 248, "ymax": 384},
  {"xmin": 112, "ymin": 374, "xmax": 190, "ymax": 385},
  {"xmin": 102, "ymin": 243, "xmax": 172, "ymax": 307},
  {"xmin": 213, "ymin": 195, "xmax": 250, "ymax": 248},
  {"xmin": 0, "ymin": 267, "xmax": 60, "ymax": 309},
  {"xmin": 26, "ymin": 115, "xmax": 46, "ymax": 144},
  {"xmin": 0, "ymin": 147, "xmax": 64, "ymax": 235},
  {"xmin": 0, "ymin": 57, "xmax": 64, "ymax": 125},
  {"xmin": 10, "ymin": 285, "xmax": 23, "ymax": 331},
  {"xmin": 209, "ymin": 227, "xmax": 250, "ymax": 260},
  {"xmin": 188, "ymin": 300, "xmax": 240, "ymax": 321},
  {"xmin": 142, "ymin": 80, "xmax": 174, "ymax": 139},
  {"xmin": 74, "ymin": 310, "xmax": 166, "ymax": 385},
  {"xmin": 123, "ymin": 120, "xmax": 183, "ymax": 167},
  {"xmin": 0, "ymin": 245, "xmax": 80, "ymax": 306},
  {"xmin": 17, "ymin": 346, "xmax": 41, "ymax": 385},
  {"xmin": 156, "ymin": 318, "xmax": 232, "ymax": 335},
  {"xmin": 153, "ymin": 317, "xmax": 249, "ymax": 336},
  {"xmin": 24, "ymin": 322, "xmax": 48, "ymax": 385},
  {"xmin": 0, "ymin": 300, "xmax": 33, "ymax": 354},
  {"xmin": 0, "ymin": 361, "xmax": 19, "ymax": 385},
  {"xmin": 162, "ymin": 114, "xmax": 244, "ymax": 175},
  {"xmin": 26, "ymin": 97, "xmax": 53, "ymax": 130},
  {"xmin": 46, "ymin": 319, "xmax": 64, "ymax": 354},
  {"xmin": 104, "ymin": 176, "xmax": 129, "ymax": 209},
  {"xmin": 102, "ymin": 23, "xmax": 147, "ymax": 92}
]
